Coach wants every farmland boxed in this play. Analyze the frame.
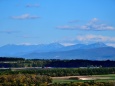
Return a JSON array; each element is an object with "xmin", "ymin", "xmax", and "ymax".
[{"xmin": 52, "ymin": 74, "xmax": 115, "ymax": 83}]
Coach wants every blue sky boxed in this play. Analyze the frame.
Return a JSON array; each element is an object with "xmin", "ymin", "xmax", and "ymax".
[{"xmin": 0, "ymin": 0, "xmax": 115, "ymax": 46}]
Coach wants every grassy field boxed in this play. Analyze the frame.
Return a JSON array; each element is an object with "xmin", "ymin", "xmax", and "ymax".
[{"xmin": 52, "ymin": 74, "xmax": 115, "ymax": 83}]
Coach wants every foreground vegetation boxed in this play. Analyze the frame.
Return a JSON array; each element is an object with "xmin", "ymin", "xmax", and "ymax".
[
  {"xmin": 0, "ymin": 57, "xmax": 115, "ymax": 86},
  {"xmin": 0, "ymin": 74, "xmax": 115, "ymax": 86},
  {"xmin": 0, "ymin": 68, "xmax": 115, "ymax": 86},
  {"xmin": 0, "ymin": 74, "xmax": 52, "ymax": 86}
]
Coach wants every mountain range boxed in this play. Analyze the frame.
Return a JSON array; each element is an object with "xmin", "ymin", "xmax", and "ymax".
[{"xmin": 0, "ymin": 42, "xmax": 115, "ymax": 60}]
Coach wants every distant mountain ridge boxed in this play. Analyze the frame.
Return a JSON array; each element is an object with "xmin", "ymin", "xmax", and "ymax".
[
  {"xmin": 0, "ymin": 42, "xmax": 115, "ymax": 60},
  {"xmin": 56, "ymin": 42, "xmax": 107, "ymax": 51}
]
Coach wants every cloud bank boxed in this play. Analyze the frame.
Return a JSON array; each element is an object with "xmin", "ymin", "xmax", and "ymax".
[
  {"xmin": 60, "ymin": 34, "xmax": 115, "ymax": 47},
  {"xmin": 57, "ymin": 18, "xmax": 115, "ymax": 31},
  {"xmin": 75, "ymin": 34, "xmax": 115, "ymax": 43}
]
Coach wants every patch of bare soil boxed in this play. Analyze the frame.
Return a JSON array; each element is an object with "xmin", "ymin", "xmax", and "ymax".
[
  {"xmin": 80, "ymin": 76, "xmax": 111, "ymax": 80},
  {"xmin": 52, "ymin": 76, "xmax": 111, "ymax": 80}
]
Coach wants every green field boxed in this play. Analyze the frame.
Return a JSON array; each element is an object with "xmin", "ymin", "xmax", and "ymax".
[{"xmin": 52, "ymin": 74, "xmax": 115, "ymax": 83}]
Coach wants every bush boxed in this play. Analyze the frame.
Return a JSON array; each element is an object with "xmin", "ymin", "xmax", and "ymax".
[{"xmin": 69, "ymin": 77, "xmax": 80, "ymax": 80}]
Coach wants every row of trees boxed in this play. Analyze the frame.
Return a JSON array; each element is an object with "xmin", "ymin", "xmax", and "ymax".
[
  {"xmin": 1, "ymin": 57, "xmax": 115, "ymax": 68},
  {"xmin": 0, "ymin": 57, "xmax": 25, "ymax": 61},
  {"xmin": 45, "ymin": 59, "xmax": 115, "ymax": 67},
  {"xmin": 0, "ymin": 68, "xmax": 115, "ymax": 76}
]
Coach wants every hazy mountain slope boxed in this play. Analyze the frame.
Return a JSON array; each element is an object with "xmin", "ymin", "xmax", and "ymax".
[
  {"xmin": 0, "ymin": 42, "xmax": 115, "ymax": 60},
  {"xmin": 24, "ymin": 47, "xmax": 115, "ymax": 60},
  {"xmin": 56, "ymin": 42, "xmax": 107, "ymax": 51},
  {"xmin": 0, "ymin": 43, "xmax": 64, "ymax": 57}
]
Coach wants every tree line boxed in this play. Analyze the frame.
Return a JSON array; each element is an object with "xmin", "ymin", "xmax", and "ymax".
[
  {"xmin": 0, "ymin": 57, "xmax": 115, "ymax": 68},
  {"xmin": 0, "ymin": 68, "xmax": 115, "ymax": 76},
  {"xmin": 0, "ymin": 57, "xmax": 25, "ymax": 61}
]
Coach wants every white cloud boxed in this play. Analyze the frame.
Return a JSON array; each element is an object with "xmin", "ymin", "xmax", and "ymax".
[
  {"xmin": 75, "ymin": 34, "xmax": 115, "ymax": 43},
  {"xmin": 59, "ymin": 34, "xmax": 115, "ymax": 47},
  {"xmin": 57, "ymin": 18, "xmax": 115, "ymax": 31},
  {"xmin": 84, "ymin": 18, "xmax": 115, "ymax": 30},
  {"xmin": 11, "ymin": 14, "xmax": 40, "ymax": 20},
  {"xmin": 90, "ymin": 18, "xmax": 98, "ymax": 23}
]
